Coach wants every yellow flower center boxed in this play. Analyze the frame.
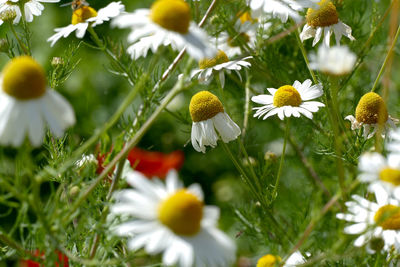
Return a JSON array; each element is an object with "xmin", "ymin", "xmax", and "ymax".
[
  {"xmin": 238, "ymin": 11, "xmax": 258, "ymax": 24},
  {"xmin": 228, "ymin": 33, "xmax": 250, "ymax": 47},
  {"xmin": 71, "ymin": 6, "xmax": 97, "ymax": 25},
  {"xmin": 198, "ymin": 50, "xmax": 229, "ymax": 69},
  {"xmin": 2, "ymin": 56, "xmax": 46, "ymax": 100},
  {"xmin": 379, "ymin": 168, "xmax": 400, "ymax": 186},
  {"xmin": 150, "ymin": 0, "xmax": 191, "ymax": 34},
  {"xmin": 306, "ymin": 0, "xmax": 339, "ymax": 27},
  {"xmin": 257, "ymin": 254, "xmax": 281, "ymax": 267},
  {"xmin": 355, "ymin": 92, "xmax": 388, "ymax": 125},
  {"xmin": 158, "ymin": 189, "xmax": 203, "ymax": 236},
  {"xmin": 273, "ymin": 85, "xmax": 302, "ymax": 107},
  {"xmin": 189, "ymin": 91, "xmax": 224, "ymax": 122},
  {"xmin": 374, "ymin": 204, "xmax": 400, "ymax": 230}
]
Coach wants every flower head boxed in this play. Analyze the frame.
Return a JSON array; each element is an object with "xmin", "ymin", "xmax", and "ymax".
[
  {"xmin": 309, "ymin": 45, "xmax": 356, "ymax": 76},
  {"xmin": 300, "ymin": 0, "xmax": 355, "ymax": 46},
  {"xmin": 189, "ymin": 91, "xmax": 241, "ymax": 153},
  {"xmin": 111, "ymin": 0, "xmax": 216, "ymax": 60},
  {"xmin": 110, "ymin": 170, "xmax": 236, "ymax": 267},
  {"xmin": 337, "ymin": 185, "xmax": 400, "ymax": 253},
  {"xmin": 191, "ymin": 50, "xmax": 252, "ymax": 88},
  {"xmin": 252, "ymin": 79, "xmax": 325, "ymax": 120},
  {"xmin": 0, "ymin": 56, "xmax": 75, "ymax": 147},
  {"xmin": 345, "ymin": 92, "xmax": 397, "ymax": 139},
  {"xmin": 257, "ymin": 254, "xmax": 281, "ymax": 267},
  {"xmin": 48, "ymin": 2, "xmax": 124, "ymax": 47}
]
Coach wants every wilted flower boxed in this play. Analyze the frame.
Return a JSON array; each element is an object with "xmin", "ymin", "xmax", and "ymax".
[
  {"xmin": 189, "ymin": 91, "xmax": 241, "ymax": 153},
  {"xmin": 300, "ymin": 0, "xmax": 355, "ymax": 46},
  {"xmin": 0, "ymin": 56, "xmax": 75, "ymax": 147},
  {"xmin": 345, "ymin": 92, "xmax": 397, "ymax": 139}
]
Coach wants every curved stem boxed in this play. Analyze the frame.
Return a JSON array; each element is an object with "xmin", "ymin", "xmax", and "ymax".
[
  {"xmin": 272, "ymin": 118, "xmax": 290, "ymax": 200},
  {"xmin": 295, "ymin": 30, "xmax": 318, "ymax": 84}
]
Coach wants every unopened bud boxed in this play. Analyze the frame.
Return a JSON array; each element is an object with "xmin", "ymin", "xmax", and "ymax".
[
  {"xmin": 0, "ymin": 8, "xmax": 17, "ymax": 23},
  {"xmin": 0, "ymin": 39, "xmax": 9, "ymax": 53},
  {"xmin": 51, "ymin": 57, "xmax": 65, "ymax": 68}
]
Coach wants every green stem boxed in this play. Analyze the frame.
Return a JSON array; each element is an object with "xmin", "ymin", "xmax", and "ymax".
[
  {"xmin": 272, "ymin": 118, "xmax": 290, "ymax": 200},
  {"xmin": 371, "ymin": 24, "xmax": 400, "ymax": 92},
  {"xmin": 295, "ymin": 31, "xmax": 318, "ymax": 84},
  {"xmin": 9, "ymin": 23, "xmax": 29, "ymax": 55}
]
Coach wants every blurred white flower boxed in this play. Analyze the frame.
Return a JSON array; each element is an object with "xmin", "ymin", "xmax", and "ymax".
[
  {"xmin": 110, "ymin": 170, "xmax": 236, "ymax": 267},
  {"xmin": 337, "ymin": 185, "xmax": 400, "ymax": 254},
  {"xmin": 250, "ymin": 0, "xmax": 319, "ymax": 22},
  {"xmin": 191, "ymin": 50, "xmax": 252, "ymax": 88},
  {"xmin": 48, "ymin": 2, "xmax": 124, "ymax": 47},
  {"xmin": 252, "ymin": 79, "xmax": 324, "ymax": 120},
  {"xmin": 0, "ymin": 56, "xmax": 75, "ymax": 147},
  {"xmin": 309, "ymin": 45, "xmax": 356, "ymax": 75},
  {"xmin": 111, "ymin": 0, "xmax": 216, "ymax": 60},
  {"xmin": 300, "ymin": 0, "xmax": 355, "ymax": 46},
  {"xmin": 0, "ymin": 0, "xmax": 59, "ymax": 24},
  {"xmin": 345, "ymin": 92, "xmax": 397, "ymax": 139},
  {"xmin": 189, "ymin": 91, "xmax": 241, "ymax": 153}
]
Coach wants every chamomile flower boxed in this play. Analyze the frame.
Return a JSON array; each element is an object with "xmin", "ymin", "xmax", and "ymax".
[
  {"xmin": 0, "ymin": 0, "xmax": 59, "ymax": 24},
  {"xmin": 191, "ymin": 50, "xmax": 252, "ymax": 88},
  {"xmin": 250, "ymin": 0, "xmax": 319, "ymax": 22},
  {"xmin": 189, "ymin": 91, "xmax": 241, "ymax": 153},
  {"xmin": 47, "ymin": 2, "xmax": 124, "ymax": 47},
  {"xmin": 111, "ymin": 0, "xmax": 216, "ymax": 60},
  {"xmin": 256, "ymin": 251, "xmax": 308, "ymax": 266},
  {"xmin": 309, "ymin": 45, "xmax": 356, "ymax": 76},
  {"xmin": 0, "ymin": 2, "xmax": 20, "ymax": 25},
  {"xmin": 300, "ymin": 0, "xmax": 355, "ymax": 46},
  {"xmin": 345, "ymin": 92, "xmax": 397, "ymax": 139},
  {"xmin": 358, "ymin": 152, "xmax": 400, "ymax": 197},
  {"xmin": 0, "ymin": 56, "xmax": 75, "ymax": 147},
  {"xmin": 336, "ymin": 186, "xmax": 400, "ymax": 253},
  {"xmin": 387, "ymin": 127, "xmax": 400, "ymax": 154},
  {"xmin": 110, "ymin": 170, "xmax": 236, "ymax": 267},
  {"xmin": 252, "ymin": 79, "xmax": 325, "ymax": 120}
]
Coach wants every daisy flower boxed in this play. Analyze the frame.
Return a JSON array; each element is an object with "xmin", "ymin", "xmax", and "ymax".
[
  {"xmin": 358, "ymin": 152, "xmax": 400, "ymax": 197},
  {"xmin": 0, "ymin": 56, "xmax": 75, "ymax": 147},
  {"xmin": 191, "ymin": 50, "xmax": 252, "ymax": 88},
  {"xmin": 189, "ymin": 91, "xmax": 241, "ymax": 153},
  {"xmin": 0, "ymin": 0, "xmax": 59, "ymax": 24},
  {"xmin": 110, "ymin": 170, "xmax": 236, "ymax": 267},
  {"xmin": 300, "ymin": 0, "xmax": 355, "ymax": 46},
  {"xmin": 215, "ymin": 12, "xmax": 261, "ymax": 57},
  {"xmin": 336, "ymin": 185, "xmax": 400, "ymax": 253},
  {"xmin": 345, "ymin": 92, "xmax": 397, "ymax": 139},
  {"xmin": 111, "ymin": 0, "xmax": 216, "ymax": 60},
  {"xmin": 309, "ymin": 45, "xmax": 356, "ymax": 76},
  {"xmin": 252, "ymin": 79, "xmax": 325, "ymax": 120},
  {"xmin": 0, "ymin": 2, "xmax": 20, "ymax": 25},
  {"xmin": 256, "ymin": 251, "xmax": 309, "ymax": 266},
  {"xmin": 47, "ymin": 2, "xmax": 125, "ymax": 47},
  {"xmin": 250, "ymin": 0, "xmax": 319, "ymax": 23}
]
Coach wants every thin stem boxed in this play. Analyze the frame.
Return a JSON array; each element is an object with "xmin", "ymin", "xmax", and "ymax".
[
  {"xmin": 9, "ymin": 23, "xmax": 29, "ymax": 55},
  {"xmin": 371, "ymin": 24, "xmax": 400, "ymax": 92},
  {"xmin": 242, "ymin": 71, "xmax": 251, "ymax": 138},
  {"xmin": 272, "ymin": 118, "xmax": 290, "ymax": 200},
  {"xmin": 295, "ymin": 30, "xmax": 318, "ymax": 84}
]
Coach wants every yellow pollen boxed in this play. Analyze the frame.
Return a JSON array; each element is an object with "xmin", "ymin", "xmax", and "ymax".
[
  {"xmin": 158, "ymin": 189, "xmax": 203, "ymax": 236},
  {"xmin": 228, "ymin": 33, "xmax": 250, "ymax": 47},
  {"xmin": 379, "ymin": 168, "xmax": 400, "ymax": 186},
  {"xmin": 189, "ymin": 91, "xmax": 224, "ymax": 122},
  {"xmin": 256, "ymin": 254, "xmax": 281, "ymax": 267},
  {"xmin": 273, "ymin": 85, "xmax": 302, "ymax": 107},
  {"xmin": 355, "ymin": 92, "xmax": 388, "ymax": 125},
  {"xmin": 374, "ymin": 204, "xmax": 400, "ymax": 230},
  {"xmin": 71, "ymin": 6, "xmax": 97, "ymax": 25},
  {"xmin": 150, "ymin": 0, "xmax": 191, "ymax": 34},
  {"xmin": 306, "ymin": 0, "xmax": 339, "ymax": 27},
  {"xmin": 199, "ymin": 50, "xmax": 229, "ymax": 69},
  {"xmin": 238, "ymin": 11, "xmax": 258, "ymax": 24},
  {"xmin": 2, "ymin": 56, "xmax": 46, "ymax": 100}
]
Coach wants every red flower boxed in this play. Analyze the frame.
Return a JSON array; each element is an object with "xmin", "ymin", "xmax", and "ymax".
[
  {"xmin": 127, "ymin": 148, "xmax": 184, "ymax": 178},
  {"xmin": 20, "ymin": 250, "xmax": 68, "ymax": 267}
]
